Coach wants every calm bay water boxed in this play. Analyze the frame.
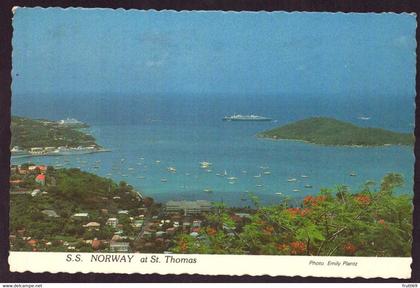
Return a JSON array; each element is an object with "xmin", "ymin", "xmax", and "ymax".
[{"xmin": 12, "ymin": 94, "xmax": 415, "ymax": 206}]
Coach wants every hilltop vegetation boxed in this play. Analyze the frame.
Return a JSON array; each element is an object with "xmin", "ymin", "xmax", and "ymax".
[
  {"xmin": 258, "ymin": 117, "xmax": 413, "ymax": 146},
  {"xmin": 11, "ymin": 116, "xmax": 98, "ymax": 149}
]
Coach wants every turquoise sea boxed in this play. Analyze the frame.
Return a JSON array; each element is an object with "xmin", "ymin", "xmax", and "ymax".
[{"xmin": 11, "ymin": 94, "xmax": 415, "ymax": 206}]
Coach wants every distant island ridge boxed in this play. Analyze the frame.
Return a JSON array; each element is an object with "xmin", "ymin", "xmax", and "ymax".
[
  {"xmin": 11, "ymin": 116, "xmax": 108, "ymax": 157},
  {"xmin": 258, "ymin": 117, "xmax": 414, "ymax": 147}
]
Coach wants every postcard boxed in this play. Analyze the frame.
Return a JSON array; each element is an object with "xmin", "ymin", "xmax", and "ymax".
[{"xmin": 8, "ymin": 7, "xmax": 416, "ymax": 278}]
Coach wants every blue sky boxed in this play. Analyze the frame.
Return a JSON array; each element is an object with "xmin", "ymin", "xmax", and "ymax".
[{"xmin": 12, "ymin": 8, "xmax": 416, "ymax": 99}]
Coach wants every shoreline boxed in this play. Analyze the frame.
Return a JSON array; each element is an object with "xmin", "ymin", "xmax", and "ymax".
[
  {"xmin": 11, "ymin": 148, "xmax": 111, "ymax": 159},
  {"xmin": 256, "ymin": 135, "xmax": 413, "ymax": 148}
]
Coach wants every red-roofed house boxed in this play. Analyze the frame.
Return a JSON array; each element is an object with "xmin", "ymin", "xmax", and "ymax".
[
  {"xmin": 92, "ymin": 239, "xmax": 102, "ymax": 250},
  {"xmin": 37, "ymin": 165, "xmax": 47, "ymax": 172},
  {"xmin": 35, "ymin": 174, "xmax": 46, "ymax": 186},
  {"xmin": 27, "ymin": 239, "xmax": 38, "ymax": 246}
]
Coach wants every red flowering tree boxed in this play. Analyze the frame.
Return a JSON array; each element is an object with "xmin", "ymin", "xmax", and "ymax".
[{"xmin": 171, "ymin": 173, "xmax": 412, "ymax": 256}]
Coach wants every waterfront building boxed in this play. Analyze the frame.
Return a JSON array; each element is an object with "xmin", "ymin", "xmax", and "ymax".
[
  {"xmin": 165, "ymin": 200, "xmax": 212, "ymax": 216},
  {"xmin": 58, "ymin": 118, "xmax": 84, "ymax": 125},
  {"xmin": 29, "ymin": 148, "xmax": 44, "ymax": 155}
]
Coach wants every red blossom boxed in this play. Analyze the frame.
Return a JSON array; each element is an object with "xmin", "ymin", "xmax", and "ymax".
[
  {"xmin": 355, "ymin": 195, "xmax": 371, "ymax": 205},
  {"xmin": 179, "ymin": 239, "xmax": 188, "ymax": 252},
  {"xmin": 303, "ymin": 196, "xmax": 315, "ymax": 206},
  {"xmin": 276, "ymin": 243, "xmax": 288, "ymax": 252},
  {"xmin": 301, "ymin": 208, "xmax": 311, "ymax": 216},
  {"xmin": 263, "ymin": 225, "xmax": 274, "ymax": 235},
  {"xmin": 343, "ymin": 242, "xmax": 357, "ymax": 255},
  {"xmin": 206, "ymin": 227, "xmax": 217, "ymax": 236},
  {"xmin": 303, "ymin": 195, "xmax": 326, "ymax": 207},
  {"xmin": 290, "ymin": 241, "xmax": 306, "ymax": 255},
  {"xmin": 286, "ymin": 208, "xmax": 301, "ymax": 218},
  {"xmin": 286, "ymin": 207, "xmax": 310, "ymax": 217}
]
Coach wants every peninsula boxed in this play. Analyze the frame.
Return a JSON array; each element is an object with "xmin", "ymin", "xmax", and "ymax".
[
  {"xmin": 11, "ymin": 116, "xmax": 107, "ymax": 156},
  {"xmin": 258, "ymin": 117, "xmax": 413, "ymax": 147}
]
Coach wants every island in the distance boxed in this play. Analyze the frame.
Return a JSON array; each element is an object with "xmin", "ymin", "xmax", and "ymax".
[
  {"xmin": 11, "ymin": 116, "xmax": 109, "ymax": 157},
  {"xmin": 257, "ymin": 117, "xmax": 414, "ymax": 147}
]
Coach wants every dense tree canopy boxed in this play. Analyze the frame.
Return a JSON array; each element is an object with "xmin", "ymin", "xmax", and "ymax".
[{"xmin": 258, "ymin": 117, "xmax": 413, "ymax": 146}]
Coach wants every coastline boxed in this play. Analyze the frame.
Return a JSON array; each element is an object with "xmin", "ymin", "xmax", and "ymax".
[
  {"xmin": 256, "ymin": 134, "xmax": 413, "ymax": 149},
  {"xmin": 11, "ymin": 148, "xmax": 111, "ymax": 159}
]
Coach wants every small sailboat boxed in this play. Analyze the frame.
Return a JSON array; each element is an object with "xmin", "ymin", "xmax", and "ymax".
[
  {"xmin": 203, "ymin": 188, "xmax": 213, "ymax": 193},
  {"xmin": 292, "ymin": 189, "xmax": 301, "ymax": 192},
  {"xmin": 161, "ymin": 178, "xmax": 167, "ymax": 182},
  {"xmin": 200, "ymin": 161, "xmax": 212, "ymax": 168},
  {"xmin": 350, "ymin": 172, "xmax": 357, "ymax": 177},
  {"xmin": 287, "ymin": 178, "xmax": 297, "ymax": 182},
  {"xmin": 301, "ymin": 175, "xmax": 309, "ymax": 178},
  {"xmin": 304, "ymin": 184, "xmax": 313, "ymax": 188},
  {"xmin": 167, "ymin": 167, "xmax": 177, "ymax": 173}
]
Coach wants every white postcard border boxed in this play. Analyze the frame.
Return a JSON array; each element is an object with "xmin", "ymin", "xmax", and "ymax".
[{"xmin": 9, "ymin": 252, "xmax": 411, "ymax": 278}]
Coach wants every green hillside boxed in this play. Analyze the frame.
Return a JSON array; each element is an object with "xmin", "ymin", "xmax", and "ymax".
[
  {"xmin": 11, "ymin": 116, "xmax": 98, "ymax": 149},
  {"xmin": 258, "ymin": 117, "xmax": 413, "ymax": 146}
]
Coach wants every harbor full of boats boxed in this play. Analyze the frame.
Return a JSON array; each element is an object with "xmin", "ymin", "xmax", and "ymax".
[
  {"xmin": 9, "ymin": 117, "xmax": 412, "ymax": 207},
  {"xmin": 11, "ymin": 145, "xmax": 363, "ymax": 206}
]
